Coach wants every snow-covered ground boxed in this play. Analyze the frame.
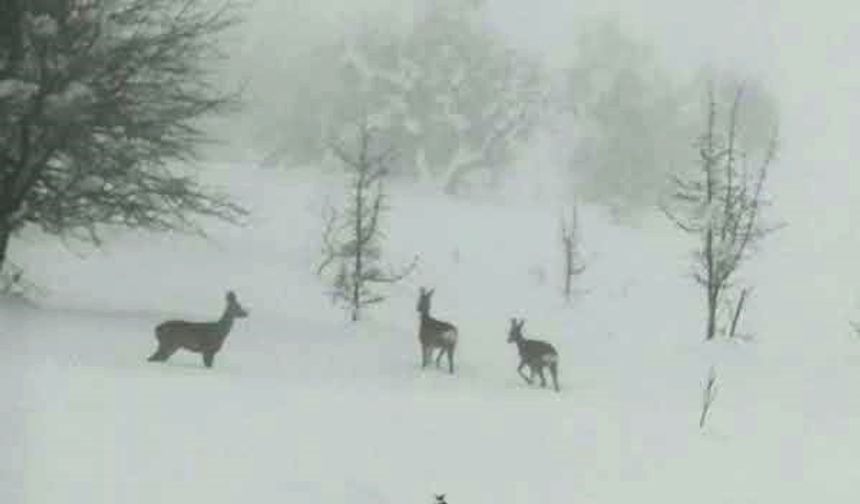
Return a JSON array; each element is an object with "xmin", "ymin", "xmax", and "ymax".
[{"xmin": 2, "ymin": 164, "xmax": 859, "ymax": 503}]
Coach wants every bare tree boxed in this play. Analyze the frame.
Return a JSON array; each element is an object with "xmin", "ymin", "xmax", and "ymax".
[
  {"xmin": 699, "ymin": 365, "xmax": 718, "ymax": 429},
  {"xmin": 317, "ymin": 120, "xmax": 416, "ymax": 321},
  {"xmin": 560, "ymin": 204, "xmax": 585, "ymax": 302},
  {"xmin": 662, "ymin": 84, "xmax": 778, "ymax": 341},
  {"xmin": 0, "ymin": 0, "xmax": 245, "ymax": 274}
]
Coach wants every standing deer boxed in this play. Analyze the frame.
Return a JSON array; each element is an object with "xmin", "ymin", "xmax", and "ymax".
[
  {"xmin": 416, "ymin": 287, "xmax": 458, "ymax": 374},
  {"xmin": 507, "ymin": 318, "xmax": 559, "ymax": 392},
  {"xmin": 147, "ymin": 291, "xmax": 248, "ymax": 368}
]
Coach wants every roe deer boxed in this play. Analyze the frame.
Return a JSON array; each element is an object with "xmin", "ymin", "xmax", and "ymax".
[
  {"xmin": 507, "ymin": 318, "xmax": 559, "ymax": 392},
  {"xmin": 147, "ymin": 290, "xmax": 248, "ymax": 368},
  {"xmin": 416, "ymin": 287, "xmax": 457, "ymax": 374}
]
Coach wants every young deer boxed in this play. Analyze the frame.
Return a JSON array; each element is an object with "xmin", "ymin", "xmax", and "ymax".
[
  {"xmin": 416, "ymin": 287, "xmax": 458, "ymax": 374},
  {"xmin": 507, "ymin": 318, "xmax": 559, "ymax": 392},
  {"xmin": 147, "ymin": 291, "xmax": 248, "ymax": 368}
]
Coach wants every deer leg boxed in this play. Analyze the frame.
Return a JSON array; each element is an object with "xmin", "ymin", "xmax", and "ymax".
[
  {"xmin": 147, "ymin": 345, "xmax": 167, "ymax": 362},
  {"xmin": 421, "ymin": 345, "xmax": 429, "ymax": 368},
  {"xmin": 446, "ymin": 346, "xmax": 454, "ymax": 374},
  {"xmin": 549, "ymin": 362, "xmax": 560, "ymax": 392},
  {"xmin": 517, "ymin": 361, "xmax": 532, "ymax": 384},
  {"xmin": 537, "ymin": 366, "xmax": 548, "ymax": 388},
  {"xmin": 202, "ymin": 351, "xmax": 215, "ymax": 368},
  {"xmin": 435, "ymin": 347, "xmax": 444, "ymax": 368},
  {"xmin": 148, "ymin": 342, "xmax": 177, "ymax": 362}
]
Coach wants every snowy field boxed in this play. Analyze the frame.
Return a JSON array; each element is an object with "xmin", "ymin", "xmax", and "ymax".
[{"xmin": 2, "ymin": 164, "xmax": 860, "ymax": 503}]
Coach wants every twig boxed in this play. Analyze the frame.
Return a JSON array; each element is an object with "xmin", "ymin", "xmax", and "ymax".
[{"xmin": 699, "ymin": 366, "xmax": 718, "ymax": 429}]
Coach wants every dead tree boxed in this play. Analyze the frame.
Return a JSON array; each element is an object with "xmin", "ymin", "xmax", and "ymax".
[
  {"xmin": 560, "ymin": 204, "xmax": 585, "ymax": 302},
  {"xmin": 662, "ymin": 84, "xmax": 778, "ymax": 341},
  {"xmin": 317, "ymin": 120, "xmax": 416, "ymax": 321}
]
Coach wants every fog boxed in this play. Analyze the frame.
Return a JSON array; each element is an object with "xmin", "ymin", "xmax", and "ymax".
[
  {"xmin": 218, "ymin": 0, "xmax": 858, "ymax": 303},
  {"xmin": 227, "ymin": 0, "xmax": 858, "ymax": 195},
  {"xmin": 485, "ymin": 1, "xmax": 859, "ymax": 256}
]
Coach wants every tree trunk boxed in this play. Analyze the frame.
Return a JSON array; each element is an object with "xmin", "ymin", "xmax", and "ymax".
[
  {"xmin": 0, "ymin": 0, "xmax": 25, "ymax": 78},
  {"xmin": 705, "ymin": 232, "xmax": 718, "ymax": 340},
  {"xmin": 706, "ymin": 296, "xmax": 715, "ymax": 341},
  {"xmin": 706, "ymin": 285, "xmax": 718, "ymax": 341},
  {"xmin": 351, "ymin": 168, "xmax": 364, "ymax": 323},
  {"xmin": 0, "ymin": 221, "xmax": 11, "ymax": 274},
  {"xmin": 563, "ymin": 237, "xmax": 572, "ymax": 302}
]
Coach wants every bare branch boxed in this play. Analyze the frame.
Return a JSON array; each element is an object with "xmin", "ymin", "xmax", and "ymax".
[
  {"xmin": 316, "ymin": 202, "xmax": 340, "ymax": 276},
  {"xmin": 728, "ymin": 287, "xmax": 750, "ymax": 339}
]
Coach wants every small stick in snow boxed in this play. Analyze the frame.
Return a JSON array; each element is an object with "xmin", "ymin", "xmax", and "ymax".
[{"xmin": 699, "ymin": 366, "xmax": 718, "ymax": 429}]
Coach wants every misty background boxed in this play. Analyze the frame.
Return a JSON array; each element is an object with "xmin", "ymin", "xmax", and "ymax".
[
  {"xmin": 215, "ymin": 0, "xmax": 858, "ymax": 214},
  {"xmin": 207, "ymin": 0, "xmax": 858, "ymax": 332}
]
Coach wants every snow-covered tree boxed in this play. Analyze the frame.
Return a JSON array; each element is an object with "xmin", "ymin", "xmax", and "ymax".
[
  {"xmin": 317, "ymin": 119, "xmax": 417, "ymax": 322},
  {"xmin": 268, "ymin": 1, "xmax": 545, "ymax": 194},
  {"xmin": 662, "ymin": 83, "xmax": 778, "ymax": 341},
  {"xmin": 567, "ymin": 19, "xmax": 693, "ymax": 218},
  {"xmin": 0, "ymin": 0, "xmax": 245, "ymax": 273}
]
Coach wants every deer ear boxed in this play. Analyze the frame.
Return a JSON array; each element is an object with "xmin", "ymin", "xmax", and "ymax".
[
  {"xmin": 428, "ymin": 288, "xmax": 435, "ymax": 296},
  {"xmin": 518, "ymin": 318, "xmax": 525, "ymax": 329},
  {"xmin": 226, "ymin": 290, "xmax": 235, "ymax": 301}
]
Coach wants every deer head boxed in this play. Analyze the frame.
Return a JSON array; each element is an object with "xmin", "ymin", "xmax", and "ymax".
[
  {"xmin": 226, "ymin": 290, "xmax": 249, "ymax": 319},
  {"xmin": 507, "ymin": 317, "xmax": 525, "ymax": 343},
  {"xmin": 417, "ymin": 287, "xmax": 435, "ymax": 315}
]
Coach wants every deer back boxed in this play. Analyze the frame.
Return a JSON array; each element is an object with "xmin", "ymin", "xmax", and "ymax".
[
  {"xmin": 420, "ymin": 315, "xmax": 457, "ymax": 347},
  {"xmin": 156, "ymin": 319, "xmax": 230, "ymax": 351},
  {"xmin": 518, "ymin": 338, "xmax": 558, "ymax": 364}
]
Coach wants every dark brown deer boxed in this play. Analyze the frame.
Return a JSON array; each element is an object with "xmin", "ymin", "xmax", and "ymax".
[
  {"xmin": 416, "ymin": 287, "xmax": 457, "ymax": 374},
  {"xmin": 147, "ymin": 291, "xmax": 248, "ymax": 368},
  {"xmin": 507, "ymin": 318, "xmax": 559, "ymax": 392}
]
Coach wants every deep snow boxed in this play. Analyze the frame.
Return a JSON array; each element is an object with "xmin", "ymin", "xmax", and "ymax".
[{"xmin": 2, "ymin": 164, "xmax": 860, "ymax": 503}]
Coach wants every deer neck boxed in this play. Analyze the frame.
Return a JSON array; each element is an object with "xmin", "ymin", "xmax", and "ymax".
[
  {"xmin": 420, "ymin": 311, "xmax": 437, "ymax": 327},
  {"xmin": 515, "ymin": 336, "xmax": 527, "ymax": 354},
  {"xmin": 217, "ymin": 310, "xmax": 235, "ymax": 338}
]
